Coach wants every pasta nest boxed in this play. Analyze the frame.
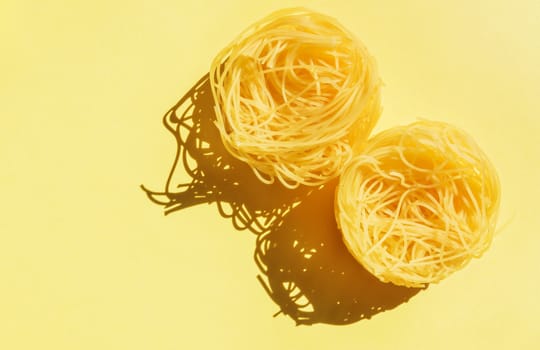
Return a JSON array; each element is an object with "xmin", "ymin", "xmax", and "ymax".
[
  {"xmin": 335, "ymin": 120, "xmax": 501, "ymax": 287},
  {"xmin": 210, "ymin": 8, "xmax": 381, "ymax": 188}
]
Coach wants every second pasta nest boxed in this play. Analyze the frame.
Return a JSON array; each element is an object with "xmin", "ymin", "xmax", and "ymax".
[{"xmin": 335, "ymin": 121, "xmax": 500, "ymax": 287}]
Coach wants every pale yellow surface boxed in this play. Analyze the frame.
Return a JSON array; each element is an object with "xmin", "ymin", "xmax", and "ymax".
[{"xmin": 1, "ymin": 0, "xmax": 539, "ymax": 349}]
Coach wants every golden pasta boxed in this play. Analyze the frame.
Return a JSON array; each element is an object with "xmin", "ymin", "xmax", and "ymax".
[
  {"xmin": 335, "ymin": 120, "xmax": 501, "ymax": 287},
  {"xmin": 210, "ymin": 7, "xmax": 381, "ymax": 188}
]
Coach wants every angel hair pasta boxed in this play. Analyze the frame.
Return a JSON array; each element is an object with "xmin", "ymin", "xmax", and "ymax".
[
  {"xmin": 210, "ymin": 8, "xmax": 381, "ymax": 188},
  {"xmin": 335, "ymin": 120, "xmax": 500, "ymax": 288}
]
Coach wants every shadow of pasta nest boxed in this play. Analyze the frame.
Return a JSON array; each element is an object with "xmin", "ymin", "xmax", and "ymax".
[{"xmin": 143, "ymin": 74, "xmax": 424, "ymax": 326}]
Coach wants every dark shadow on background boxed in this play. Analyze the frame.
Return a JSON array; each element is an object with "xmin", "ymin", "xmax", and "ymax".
[
  {"xmin": 141, "ymin": 74, "xmax": 312, "ymax": 234},
  {"xmin": 142, "ymin": 74, "xmax": 424, "ymax": 325},
  {"xmin": 255, "ymin": 179, "xmax": 425, "ymax": 325}
]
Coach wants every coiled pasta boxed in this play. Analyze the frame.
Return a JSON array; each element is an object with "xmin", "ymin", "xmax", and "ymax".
[
  {"xmin": 210, "ymin": 7, "xmax": 381, "ymax": 188},
  {"xmin": 335, "ymin": 120, "xmax": 500, "ymax": 287}
]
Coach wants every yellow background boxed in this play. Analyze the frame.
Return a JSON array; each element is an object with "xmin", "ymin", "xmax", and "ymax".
[{"xmin": 2, "ymin": 0, "xmax": 539, "ymax": 349}]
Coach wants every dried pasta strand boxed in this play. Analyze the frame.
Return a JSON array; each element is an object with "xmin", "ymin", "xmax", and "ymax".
[
  {"xmin": 335, "ymin": 120, "xmax": 501, "ymax": 288},
  {"xmin": 210, "ymin": 7, "xmax": 382, "ymax": 188}
]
